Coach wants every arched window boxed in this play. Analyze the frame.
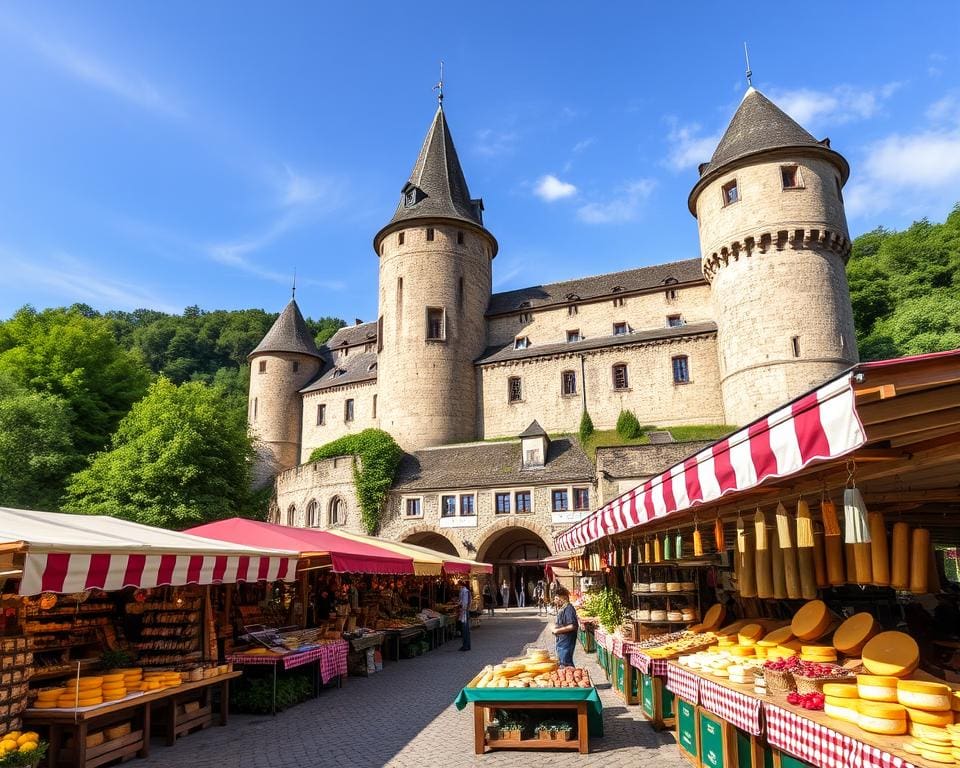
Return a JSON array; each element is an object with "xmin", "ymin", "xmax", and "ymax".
[
  {"xmin": 329, "ymin": 497, "xmax": 346, "ymax": 527},
  {"xmin": 305, "ymin": 499, "xmax": 318, "ymax": 528},
  {"xmin": 286, "ymin": 504, "xmax": 296, "ymax": 526}
]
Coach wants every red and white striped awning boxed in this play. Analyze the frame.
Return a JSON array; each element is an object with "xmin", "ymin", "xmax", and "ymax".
[
  {"xmin": 0, "ymin": 508, "xmax": 299, "ymax": 596},
  {"xmin": 555, "ymin": 372, "xmax": 867, "ymax": 552}
]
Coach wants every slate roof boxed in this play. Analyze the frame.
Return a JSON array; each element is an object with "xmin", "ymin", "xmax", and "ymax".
[
  {"xmin": 379, "ymin": 106, "xmax": 488, "ymax": 233},
  {"xmin": 476, "ymin": 321, "xmax": 717, "ymax": 365},
  {"xmin": 300, "ymin": 350, "xmax": 378, "ymax": 393},
  {"xmin": 248, "ymin": 299, "xmax": 322, "ymax": 359},
  {"xmin": 519, "ymin": 421, "xmax": 548, "ymax": 438},
  {"xmin": 487, "ymin": 258, "xmax": 703, "ymax": 316},
  {"xmin": 392, "ymin": 437, "xmax": 594, "ymax": 492},
  {"xmin": 326, "ymin": 321, "xmax": 378, "ymax": 349}
]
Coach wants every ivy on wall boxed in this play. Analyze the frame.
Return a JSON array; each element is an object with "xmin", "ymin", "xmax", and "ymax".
[{"xmin": 308, "ymin": 429, "xmax": 404, "ymax": 534}]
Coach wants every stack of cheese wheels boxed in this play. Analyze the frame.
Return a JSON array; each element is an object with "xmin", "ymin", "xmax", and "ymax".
[
  {"xmin": 832, "ymin": 612, "xmax": 879, "ymax": 657},
  {"xmin": 861, "ymin": 631, "xmax": 919, "ymax": 677},
  {"xmin": 906, "ymin": 726, "xmax": 956, "ymax": 764},
  {"xmin": 730, "ymin": 646, "xmax": 756, "ymax": 658},
  {"xmin": 823, "ymin": 681, "xmax": 860, "ymax": 723},
  {"xmin": 791, "ymin": 600, "xmax": 834, "ymax": 641},
  {"xmin": 114, "ymin": 668, "xmax": 143, "ymax": 690},
  {"xmin": 100, "ymin": 672, "xmax": 127, "ymax": 702},
  {"xmin": 738, "ymin": 623, "xmax": 764, "ymax": 646},
  {"xmin": 898, "ymin": 681, "xmax": 955, "ymax": 731},
  {"xmin": 800, "ymin": 644, "xmax": 838, "ymax": 663},
  {"xmin": 858, "ymin": 675, "xmax": 899, "ymax": 702},
  {"xmin": 857, "ymin": 701, "xmax": 908, "ymax": 735},
  {"xmin": 33, "ymin": 687, "xmax": 66, "ymax": 709},
  {"xmin": 60, "ymin": 676, "xmax": 103, "ymax": 708}
]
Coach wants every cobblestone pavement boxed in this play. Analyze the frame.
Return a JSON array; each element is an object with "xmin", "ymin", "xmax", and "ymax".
[{"xmin": 139, "ymin": 610, "xmax": 686, "ymax": 767}]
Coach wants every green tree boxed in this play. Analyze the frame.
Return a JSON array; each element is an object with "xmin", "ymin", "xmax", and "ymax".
[
  {"xmin": 0, "ymin": 375, "xmax": 80, "ymax": 510},
  {"xmin": 63, "ymin": 377, "xmax": 261, "ymax": 528},
  {"xmin": 307, "ymin": 316, "xmax": 347, "ymax": 346}
]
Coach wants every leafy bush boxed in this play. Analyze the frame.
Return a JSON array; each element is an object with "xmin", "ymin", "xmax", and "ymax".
[
  {"xmin": 309, "ymin": 429, "xmax": 403, "ymax": 534},
  {"xmin": 615, "ymin": 410, "xmax": 642, "ymax": 439},
  {"xmin": 587, "ymin": 588, "xmax": 625, "ymax": 632},
  {"xmin": 578, "ymin": 410, "xmax": 594, "ymax": 442}
]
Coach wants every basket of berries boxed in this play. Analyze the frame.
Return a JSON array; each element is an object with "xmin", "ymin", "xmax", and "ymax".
[{"xmin": 786, "ymin": 691, "xmax": 824, "ymax": 711}]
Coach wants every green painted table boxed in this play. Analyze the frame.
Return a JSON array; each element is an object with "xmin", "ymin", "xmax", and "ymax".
[{"xmin": 454, "ymin": 684, "xmax": 603, "ymax": 754}]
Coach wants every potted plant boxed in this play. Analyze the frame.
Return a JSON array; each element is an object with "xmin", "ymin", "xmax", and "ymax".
[
  {"xmin": 535, "ymin": 722, "xmax": 552, "ymax": 741},
  {"xmin": 498, "ymin": 720, "xmax": 524, "ymax": 741},
  {"xmin": 554, "ymin": 722, "xmax": 573, "ymax": 742}
]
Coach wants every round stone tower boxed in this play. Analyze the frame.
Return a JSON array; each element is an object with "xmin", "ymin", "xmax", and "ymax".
[
  {"xmin": 247, "ymin": 298, "xmax": 323, "ymax": 487},
  {"xmin": 373, "ymin": 104, "xmax": 498, "ymax": 450},
  {"xmin": 689, "ymin": 87, "xmax": 859, "ymax": 427}
]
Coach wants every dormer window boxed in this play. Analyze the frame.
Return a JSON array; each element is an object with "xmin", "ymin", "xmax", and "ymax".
[
  {"xmin": 566, "ymin": 329, "xmax": 581, "ymax": 343},
  {"xmin": 367, "ymin": 362, "xmax": 378, "ymax": 372},
  {"xmin": 333, "ymin": 368, "xmax": 346, "ymax": 378},
  {"xmin": 518, "ymin": 300, "xmax": 531, "ymax": 310},
  {"xmin": 781, "ymin": 165, "xmax": 803, "ymax": 189},
  {"xmin": 405, "ymin": 189, "xmax": 417, "ymax": 206},
  {"xmin": 514, "ymin": 336, "xmax": 529, "ymax": 350},
  {"xmin": 722, "ymin": 179, "xmax": 739, "ymax": 206}
]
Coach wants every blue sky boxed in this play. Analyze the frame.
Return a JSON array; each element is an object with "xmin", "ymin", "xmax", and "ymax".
[{"xmin": 1, "ymin": 2, "xmax": 958, "ymax": 322}]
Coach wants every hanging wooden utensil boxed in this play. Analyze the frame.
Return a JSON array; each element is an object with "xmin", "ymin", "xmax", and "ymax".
[
  {"xmin": 796, "ymin": 499, "xmax": 818, "ymax": 599},
  {"xmin": 754, "ymin": 508, "xmax": 773, "ymax": 599}
]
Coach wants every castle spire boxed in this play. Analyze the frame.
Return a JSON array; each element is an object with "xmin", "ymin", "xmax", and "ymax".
[{"xmin": 248, "ymin": 299, "xmax": 321, "ymax": 359}]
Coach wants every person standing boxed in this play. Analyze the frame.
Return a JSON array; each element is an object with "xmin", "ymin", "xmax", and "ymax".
[
  {"xmin": 458, "ymin": 580, "xmax": 471, "ymax": 651},
  {"xmin": 482, "ymin": 581, "xmax": 494, "ymax": 617},
  {"xmin": 551, "ymin": 586, "xmax": 578, "ymax": 667},
  {"xmin": 534, "ymin": 580, "xmax": 546, "ymax": 616},
  {"xmin": 500, "ymin": 579, "xmax": 510, "ymax": 611},
  {"xmin": 517, "ymin": 578, "xmax": 526, "ymax": 608}
]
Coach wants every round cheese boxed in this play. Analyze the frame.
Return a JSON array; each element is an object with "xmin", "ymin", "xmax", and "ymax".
[
  {"xmin": 858, "ymin": 714, "xmax": 907, "ymax": 735},
  {"xmin": 953, "ymin": 691, "xmax": 960, "ymax": 712},
  {"xmin": 825, "ymin": 695, "xmax": 858, "ymax": 709},
  {"xmin": 66, "ymin": 677, "xmax": 103, "ymax": 691},
  {"xmin": 730, "ymin": 647, "xmax": 756, "ymax": 657},
  {"xmin": 738, "ymin": 623, "xmax": 764, "ymax": 642},
  {"xmin": 761, "ymin": 626, "xmax": 795, "ymax": 645},
  {"xmin": 701, "ymin": 604, "xmax": 726, "ymax": 630},
  {"xmin": 909, "ymin": 722, "xmax": 951, "ymax": 739},
  {"xmin": 824, "ymin": 701, "xmax": 859, "ymax": 723},
  {"xmin": 832, "ymin": 612, "xmax": 879, "ymax": 656},
  {"xmin": 902, "ymin": 741, "xmax": 922, "ymax": 755},
  {"xmin": 897, "ymin": 680, "xmax": 952, "ymax": 711},
  {"xmin": 861, "ymin": 631, "xmax": 919, "ymax": 678},
  {"xmin": 858, "ymin": 674, "xmax": 899, "ymax": 702},
  {"xmin": 918, "ymin": 748, "xmax": 953, "ymax": 763},
  {"xmin": 801, "ymin": 645, "xmax": 837, "ymax": 657},
  {"xmin": 822, "ymin": 683, "xmax": 859, "ymax": 699},
  {"xmin": 905, "ymin": 708, "xmax": 953, "ymax": 727},
  {"xmin": 791, "ymin": 600, "xmax": 832, "ymax": 641}
]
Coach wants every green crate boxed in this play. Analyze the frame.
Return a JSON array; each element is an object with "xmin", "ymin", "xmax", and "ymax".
[{"xmin": 676, "ymin": 699, "xmax": 699, "ymax": 763}]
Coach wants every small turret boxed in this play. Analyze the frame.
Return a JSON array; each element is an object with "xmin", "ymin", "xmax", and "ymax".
[{"xmin": 247, "ymin": 299, "xmax": 323, "ymax": 487}]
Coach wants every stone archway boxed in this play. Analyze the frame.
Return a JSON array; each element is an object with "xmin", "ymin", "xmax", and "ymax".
[
  {"xmin": 401, "ymin": 530, "xmax": 460, "ymax": 557},
  {"xmin": 476, "ymin": 524, "xmax": 552, "ymax": 609}
]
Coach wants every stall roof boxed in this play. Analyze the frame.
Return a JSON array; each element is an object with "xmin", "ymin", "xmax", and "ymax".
[
  {"xmin": 0, "ymin": 507, "xmax": 299, "ymax": 596},
  {"xmin": 186, "ymin": 519, "xmax": 415, "ymax": 575},
  {"xmin": 309, "ymin": 530, "xmax": 494, "ymax": 575},
  {"xmin": 556, "ymin": 349, "xmax": 960, "ymax": 550}
]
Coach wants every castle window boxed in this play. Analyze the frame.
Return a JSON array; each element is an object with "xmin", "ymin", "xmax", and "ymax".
[
  {"xmin": 457, "ymin": 231, "xmax": 464, "ymax": 245},
  {"xmin": 613, "ymin": 296, "xmax": 625, "ymax": 307},
  {"xmin": 258, "ymin": 360, "xmax": 266, "ymax": 374},
  {"xmin": 286, "ymin": 504, "xmax": 296, "ymax": 526},
  {"xmin": 377, "ymin": 315, "xmax": 384, "ymax": 353},
  {"xmin": 519, "ymin": 312, "xmax": 532, "ymax": 324},
  {"xmin": 344, "ymin": 399, "xmax": 354, "ymax": 422},
  {"xmin": 426, "ymin": 307, "xmax": 445, "ymax": 340},
  {"xmin": 508, "ymin": 376, "xmax": 522, "ymax": 403},
  {"xmin": 458, "ymin": 276, "xmax": 464, "ymax": 309},
  {"xmin": 398, "ymin": 231, "xmax": 405, "ymax": 246},
  {"xmin": 460, "ymin": 494, "xmax": 475, "ymax": 516},
  {"xmin": 316, "ymin": 403, "xmax": 326, "ymax": 425},
  {"xmin": 515, "ymin": 490, "xmax": 532, "ymax": 513},
  {"xmin": 292, "ymin": 360, "xmax": 299, "ymax": 373},
  {"xmin": 551, "ymin": 489, "xmax": 569, "ymax": 512},
  {"xmin": 573, "ymin": 487, "xmax": 590, "ymax": 511},
  {"xmin": 667, "ymin": 314, "xmax": 684, "ymax": 328},
  {"xmin": 426, "ymin": 227, "xmax": 435, "ymax": 241},
  {"xmin": 441, "ymin": 495, "xmax": 457, "ymax": 517},
  {"xmin": 791, "ymin": 336, "xmax": 801, "ymax": 358},
  {"xmin": 566, "ymin": 329, "xmax": 581, "ymax": 343},
  {"xmin": 835, "ymin": 176, "xmax": 843, "ymax": 202},
  {"xmin": 253, "ymin": 397, "xmax": 258, "ymax": 421},
  {"xmin": 781, "ymin": 165, "xmax": 803, "ymax": 189},
  {"xmin": 562, "ymin": 370, "xmax": 577, "ymax": 396},
  {"xmin": 613, "ymin": 322, "xmax": 628, "ymax": 336},
  {"xmin": 495, "ymin": 493, "xmax": 511, "ymax": 514},
  {"xmin": 722, "ymin": 179, "xmax": 739, "ymax": 206},
  {"xmin": 306, "ymin": 500, "xmax": 318, "ymax": 527},
  {"xmin": 372, "ymin": 394, "xmax": 377, "ymax": 418},
  {"xmin": 329, "ymin": 496, "xmax": 345, "ymax": 526},
  {"xmin": 405, "ymin": 497, "xmax": 422, "ymax": 517},
  {"xmin": 568, "ymin": 304, "xmax": 578, "ymax": 316},
  {"xmin": 672, "ymin": 355, "xmax": 690, "ymax": 384},
  {"xmin": 514, "ymin": 336, "xmax": 529, "ymax": 350},
  {"xmin": 613, "ymin": 363, "xmax": 629, "ymax": 391},
  {"xmin": 666, "ymin": 288, "xmax": 678, "ymax": 300},
  {"xmin": 405, "ymin": 189, "xmax": 417, "ymax": 207}
]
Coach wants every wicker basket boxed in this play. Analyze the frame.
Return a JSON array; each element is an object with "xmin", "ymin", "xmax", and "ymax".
[
  {"xmin": 795, "ymin": 671, "xmax": 855, "ymax": 695},
  {"xmin": 763, "ymin": 668, "xmax": 796, "ymax": 693}
]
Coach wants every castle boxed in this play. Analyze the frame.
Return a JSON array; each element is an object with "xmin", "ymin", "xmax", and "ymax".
[{"xmin": 246, "ymin": 86, "xmax": 858, "ymax": 575}]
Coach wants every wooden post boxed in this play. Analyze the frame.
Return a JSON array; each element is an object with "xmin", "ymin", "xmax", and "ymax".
[{"xmin": 473, "ymin": 703, "xmax": 486, "ymax": 755}]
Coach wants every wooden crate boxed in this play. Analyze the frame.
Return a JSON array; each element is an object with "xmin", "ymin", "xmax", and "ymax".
[
  {"xmin": 676, "ymin": 698, "xmax": 699, "ymax": 765},
  {"xmin": 59, "ymin": 728, "xmax": 145, "ymax": 768},
  {"xmin": 640, "ymin": 673, "xmax": 675, "ymax": 730},
  {"xmin": 612, "ymin": 654, "xmax": 639, "ymax": 705},
  {"xmin": 697, "ymin": 708, "xmax": 736, "ymax": 768}
]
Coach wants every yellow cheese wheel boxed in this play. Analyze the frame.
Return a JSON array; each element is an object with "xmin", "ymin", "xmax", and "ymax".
[
  {"xmin": 825, "ymin": 695, "xmax": 858, "ymax": 708},
  {"xmin": 32, "ymin": 700, "xmax": 60, "ymax": 709},
  {"xmin": 953, "ymin": 691, "xmax": 960, "ymax": 712},
  {"xmin": 910, "ymin": 722, "xmax": 952, "ymax": 739},
  {"xmin": 868, "ymin": 512, "xmax": 890, "ymax": 586},
  {"xmin": 903, "ymin": 741, "xmax": 922, "ymax": 755},
  {"xmin": 918, "ymin": 748, "xmax": 954, "ymax": 764},
  {"xmin": 858, "ymin": 674, "xmax": 900, "ymax": 702},
  {"xmin": 858, "ymin": 701, "xmax": 907, "ymax": 718},
  {"xmin": 791, "ymin": 600, "xmax": 833, "ymax": 641},
  {"xmin": 890, "ymin": 522, "xmax": 910, "ymax": 590},
  {"xmin": 823, "ymin": 682, "xmax": 859, "ymax": 699},
  {"xmin": 701, "ymin": 604, "xmax": 726, "ymax": 631},
  {"xmin": 917, "ymin": 739, "xmax": 953, "ymax": 753},
  {"xmin": 66, "ymin": 677, "xmax": 103, "ymax": 690},
  {"xmin": 824, "ymin": 701, "xmax": 860, "ymax": 723},
  {"xmin": 862, "ymin": 631, "xmax": 919, "ymax": 678},
  {"xmin": 761, "ymin": 626, "xmax": 795, "ymax": 645},
  {"xmin": 730, "ymin": 647, "xmax": 755, "ymax": 657},
  {"xmin": 910, "ymin": 528, "xmax": 930, "ymax": 593},
  {"xmin": 36, "ymin": 688, "xmax": 66, "ymax": 701},
  {"xmin": 101, "ymin": 673, "xmax": 125, "ymax": 684},
  {"xmin": 832, "ymin": 612, "xmax": 879, "ymax": 656},
  {"xmin": 897, "ymin": 681, "xmax": 953, "ymax": 711},
  {"xmin": 812, "ymin": 531, "xmax": 829, "ymax": 588},
  {"xmin": 738, "ymin": 624, "xmax": 764, "ymax": 642},
  {"xmin": 858, "ymin": 714, "xmax": 908, "ymax": 735},
  {"xmin": 825, "ymin": 535, "xmax": 846, "ymax": 586},
  {"xmin": 905, "ymin": 708, "xmax": 954, "ymax": 727},
  {"xmin": 802, "ymin": 645, "xmax": 836, "ymax": 655}
]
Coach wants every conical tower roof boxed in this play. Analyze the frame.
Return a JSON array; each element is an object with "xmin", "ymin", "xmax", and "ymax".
[
  {"xmin": 689, "ymin": 87, "xmax": 849, "ymax": 213},
  {"xmin": 248, "ymin": 299, "xmax": 321, "ymax": 359},
  {"xmin": 375, "ymin": 106, "xmax": 496, "ymax": 253}
]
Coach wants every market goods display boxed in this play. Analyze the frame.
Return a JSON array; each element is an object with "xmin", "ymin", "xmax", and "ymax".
[
  {"xmin": 860, "ymin": 631, "xmax": 919, "ymax": 678},
  {"xmin": 0, "ymin": 729, "xmax": 45, "ymax": 762},
  {"xmin": 786, "ymin": 690, "xmax": 825, "ymax": 710},
  {"xmin": 469, "ymin": 649, "xmax": 591, "ymax": 689},
  {"xmin": 832, "ymin": 613, "xmax": 879, "ymax": 656},
  {"xmin": 790, "ymin": 600, "xmax": 833, "ymax": 641}
]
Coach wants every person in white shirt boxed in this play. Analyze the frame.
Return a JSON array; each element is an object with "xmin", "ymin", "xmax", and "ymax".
[{"xmin": 458, "ymin": 580, "xmax": 471, "ymax": 651}]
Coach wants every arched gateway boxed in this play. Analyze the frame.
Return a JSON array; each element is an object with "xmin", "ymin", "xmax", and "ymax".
[{"xmin": 476, "ymin": 525, "xmax": 551, "ymax": 608}]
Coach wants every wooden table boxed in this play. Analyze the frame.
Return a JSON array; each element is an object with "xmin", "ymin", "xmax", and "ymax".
[{"xmin": 24, "ymin": 672, "xmax": 240, "ymax": 768}]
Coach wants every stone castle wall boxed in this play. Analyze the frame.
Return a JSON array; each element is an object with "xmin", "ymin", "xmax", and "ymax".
[
  {"xmin": 273, "ymin": 456, "xmax": 364, "ymax": 533},
  {"xmin": 300, "ymin": 380, "xmax": 379, "ymax": 462}
]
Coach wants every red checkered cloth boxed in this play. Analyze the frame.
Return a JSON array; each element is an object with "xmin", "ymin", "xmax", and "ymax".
[
  {"xmin": 764, "ymin": 702, "xmax": 860, "ymax": 768},
  {"xmin": 225, "ymin": 653, "xmax": 282, "ymax": 667},
  {"xmin": 318, "ymin": 640, "xmax": 348, "ymax": 683},
  {"xmin": 665, "ymin": 662, "xmax": 701, "ymax": 703},
  {"xmin": 622, "ymin": 641, "xmax": 642, "ymax": 657},
  {"xmin": 629, "ymin": 653, "xmax": 670, "ymax": 676},
  {"xmin": 612, "ymin": 635, "xmax": 624, "ymax": 659},
  {"xmin": 594, "ymin": 627, "xmax": 607, "ymax": 650},
  {"xmin": 860, "ymin": 743, "xmax": 917, "ymax": 768},
  {"xmin": 699, "ymin": 678, "xmax": 763, "ymax": 736}
]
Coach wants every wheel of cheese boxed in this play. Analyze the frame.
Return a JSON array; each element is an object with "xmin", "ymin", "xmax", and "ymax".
[
  {"xmin": 857, "ymin": 674, "xmax": 900, "ymax": 702},
  {"xmin": 952, "ymin": 691, "xmax": 960, "ymax": 712},
  {"xmin": 902, "ymin": 741, "xmax": 922, "ymax": 756},
  {"xmin": 917, "ymin": 739, "xmax": 953, "ymax": 753},
  {"xmin": 861, "ymin": 631, "xmax": 919, "ymax": 678},
  {"xmin": 33, "ymin": 699, "xmax": 61, "ymax": 709},
  {"xmin": 832, "ymin": 612, "xmax": 879, "ymax": 656},
  {"xmin": 904, "ymin": 707, "xmax": 953, "ymax": 727},
  {"xmin": 918, "ymin": 748, "xmax": 954, "ymax": 763},
  {"xmin": 791, "ymin": 600, "xmax": 833, "ymax": 641},
  {"xmin": 857, "ymin": 701, "xmax": 907, "ymax": 735},
  {"xmin": 897, "ymin": 681, "xmax": 952, "ymax": 711},
  {"xmin": 701, "ymin": 604, "xmax": 726, "ymax": 631},
  {"xmin": 66, "ymin": 677, "xmax": 103, "ymax": 690},
  {"xmin": 36, "ymin": 687, "xmax": 66, "ymax": 701},
  {"xmin": 761, "ymin": 626, "xmax": 795, "ymax": 645},
  {"xmin": 823, "ymin": 682, "xmax": 859, "ymax": 699},
  {"xmin": 730, "ymin": 647, "xmax": 755, "ymax": 657},
  {"xmin": 909, "ymin": 722, "xmax": 952, "ymax": 739},
  {"xmin": 738, "ymin": 623, "xmax": 764, "ymax": 643},
  {"xmin": 824, "ymin": 701, "xmax": 860, "ymax": 723}
]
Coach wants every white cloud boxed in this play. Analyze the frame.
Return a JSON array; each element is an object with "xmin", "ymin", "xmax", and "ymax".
[
  {"xmin": 577, "ymin": 179, "xmax": 656, "ymax": 224},
  {"xmin": 927, "ymin": 91, "xmax": 960, "ymax": 125},
  {"xmin": 771, "ymin": 83, "xmax": 901, "ymax": 128},
  {"xmin": 572, "ymin": 138, "xmax": 595, "ymax": 154},
  {"xmin": 473, "ymin": 128, "xmax": 518, "ymax": 157},
  {"xmin": 534, "ymin": 174, "xmax": 577, "ymax": 202},
  {"xmin": 665, "ymin": 122, "xmax": 721, "ymax": 171}
]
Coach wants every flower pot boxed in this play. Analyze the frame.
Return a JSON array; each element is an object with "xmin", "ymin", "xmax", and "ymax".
[
  {"xmin": 537, "ymin": 730, "xmax": 552, "ymax": 741},
  {"xmin": 554, "ymin": 730, "xmax": 572, "ymax": 741}
]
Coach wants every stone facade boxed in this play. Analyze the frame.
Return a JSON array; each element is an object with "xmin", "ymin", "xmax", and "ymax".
[{"xmin": 299, "ymin": 381, "xmax": 378, "ymax": 463}]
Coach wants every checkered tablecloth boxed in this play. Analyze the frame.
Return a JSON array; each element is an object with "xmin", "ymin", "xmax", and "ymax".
[
  {"xmin": 764, "ymin": 702, "xmax": 860, "ymax": 768},
  {"xmin": 665, "ymin": 662, "xmax": 700, "ymax": 703},
  {"xmin": 859, "ymin": 743, "xmax": 917, "ymax": 768},
  {"xmin": 226, "ymin": 640, "xmax": 349, "ymax": 681},
  {"xmin": 226, "ymin": 652, "xmax": 281, "ymax": 666},
  {"xmin": 318, "ymin": 640, "xmax": 348, "ymax": 683},
  {"xmin": 699, "ymin": 677, "xmax": 763, "ymax": 735},
  {"xmin": 629, "ymin": 653, "xmax": 670, "ymax": 676},
  {"xmin": 612, "ymin": 635, "xmax": 624, "ymax": 659}
]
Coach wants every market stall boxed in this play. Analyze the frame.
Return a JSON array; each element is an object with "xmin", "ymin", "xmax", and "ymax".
[{"xmin": 553, "ymin": 350, "xmax": 960, "ymax": 768}]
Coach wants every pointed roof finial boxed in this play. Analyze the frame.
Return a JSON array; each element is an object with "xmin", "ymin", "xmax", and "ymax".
[
  {"xmin": 433, "ymin": 60, "xmax": 444, "ymax": 106},
  {"xmin": 744, "ymin": 42, "xmax": 753, "ymax": 88},
  {"xmin": 292, "ymin": 267, "xmax": 297, "ymax": 299}
]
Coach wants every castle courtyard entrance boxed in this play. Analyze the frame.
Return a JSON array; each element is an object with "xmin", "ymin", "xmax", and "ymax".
[
  {"xmin": 476, "ymin": 527, "xmax": 550, "ymax": 609},
  {"xmin": 400, "ymin": 531, "xmax": 459, "ymax": 556}
]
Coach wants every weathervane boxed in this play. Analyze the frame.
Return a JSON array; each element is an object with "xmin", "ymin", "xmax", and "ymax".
[
  {"xmin": 292, "ymin": 267, "xmax": 297, "ymax": 299},
  {"xmin": 433, "ymin": 61, "xmax": 444, "ymax": 106},
  {"xmin": 744, "ymin": 42, "xmax": 753, "ymax": 88}
]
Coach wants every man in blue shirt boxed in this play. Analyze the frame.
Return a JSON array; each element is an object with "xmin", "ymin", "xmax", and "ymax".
[{"xmin": 551, "ymin": 586, "xmax": 578, "ymax": 667}]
